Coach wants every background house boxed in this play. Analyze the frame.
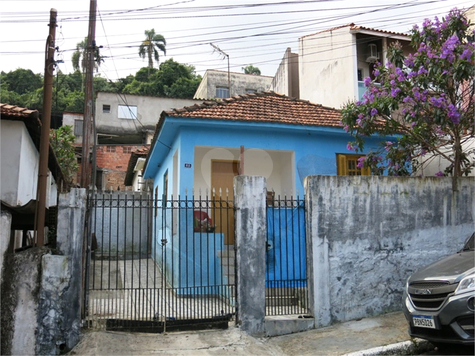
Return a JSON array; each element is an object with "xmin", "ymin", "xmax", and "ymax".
[
  {"xmin": 67, "ymin": 92, "xmax": 203, "ymax": 189},
  {"xmin": 271, "ymin": 24, "xmax": 411, "ymax": 110},
  {"xmin": 0, "ymin": 103, "xmax": 65, "ymax": 250},
  {"xmin": 194, "ymin": 69, "xmax": 273, "ymax": 99}
]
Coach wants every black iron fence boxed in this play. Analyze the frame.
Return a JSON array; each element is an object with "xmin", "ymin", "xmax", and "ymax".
[
  {"xmin": 84, "ymin": 190, "xmax": 236, "ymax": 332},
  {"xmin": 265, "ymin": 196, "xmax": 309, "ymax": 316}
]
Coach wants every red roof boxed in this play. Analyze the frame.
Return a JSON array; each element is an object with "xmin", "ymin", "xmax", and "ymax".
[
  {"xmin": 162, "ymin": 91, "xmax": 342, "ymax": 128},
  {"xmin": 0, "ymin": 103, "xmax": 39, "ymax": 119},
  {"xmin": 300, "ymin": 23, "xmax": 409, "ymax": 39}
]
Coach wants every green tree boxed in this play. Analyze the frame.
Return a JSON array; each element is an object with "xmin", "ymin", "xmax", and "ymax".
[
  {"xmin": 138, "ymin": 29, "xmax": 166, "ymax": 70},
  {"xmin": 49, "ymin": 125, "xmax": 78, "ymax": 184},
  {"xmin": 71, "ymin": 38, "xmax": 103, "ymax": 90},
  {"xmin": 1, "ymin": 68, "xmax": 43, "ymax": 95},
  {"xmin": 123, "ymin": 60, "xmax": 201, "ymax": 98},
  {"xmin": 242, "ymin": 65, "xmax": 261, "ymax": 75},
  {"xmin": 341, "ymin": 9, "xmax": 474, "ymax": 189}
]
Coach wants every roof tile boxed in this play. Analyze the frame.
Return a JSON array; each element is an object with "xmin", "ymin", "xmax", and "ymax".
[{"xmin": 162, "ymin": 91, "xmax": 342, "ymax": 128}]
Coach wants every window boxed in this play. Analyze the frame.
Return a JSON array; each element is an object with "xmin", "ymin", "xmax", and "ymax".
[
  {"xmin": 118, "ymin": 105, "xmax": 137, "ymax": 119},
  {"xmin": 357, "ymin": 69, "xmax": 363, "ymax": 82},
  {"xmin": 123, "ymin": 146, "xmax": 132, "ymax": 154},
  {"xmin": 216, "ymin": 87, "xmax": 229, "ymax": 99},
  {"xmin": 337, "ymin": 154, "xmax": 370, "ymax": 176},
  {"xmin": 102, "ymin": 104, "xmax": 111, "ymax": 113},
  {"xmin": 106, "ymin": 146, "xmax": 116, "ymax": 153},
  {"xmin": 74, "ymin": 120, "xmax": 83, "ymax": 136}
]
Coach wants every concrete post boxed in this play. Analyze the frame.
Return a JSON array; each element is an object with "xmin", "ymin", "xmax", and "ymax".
[
  {"xmin": 304, "ymin": 176, "xmax": 331, "ymax": 328},
  {"xmin": 234, "ymin": 175, "xmax": 267, "ymax": 336}
]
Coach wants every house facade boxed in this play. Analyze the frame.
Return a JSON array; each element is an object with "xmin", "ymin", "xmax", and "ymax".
[
  {"xmin": 1, "ymin": 103, "xmax": 65, "ymax": 249},
  {"xmin": 298, "ymin": 24, "xmax": 411, "ymax": 109},
  {"xmin": 271, "ymin": 24, "xmax": 411, "ymax": 110},
  {"xmin": 144, "ymin": 92, "xmax": 387, "ymax": 198},
  {"xmin": 193, "ymin": 69, "xmax": 273, "ymax": 99},
  {"xmin": 141, "ymin": 91, "xmax": 391, "ymax": 294}
]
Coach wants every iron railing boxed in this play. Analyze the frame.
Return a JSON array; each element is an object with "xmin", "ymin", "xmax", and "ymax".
[{"xmin": 84, "ymin": 190, "xmax": 235, "ymax": 332}]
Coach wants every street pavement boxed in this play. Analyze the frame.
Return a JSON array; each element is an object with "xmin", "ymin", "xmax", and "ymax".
[{"xmin": 68, "ymin": 311, "xmax": 438, "ymax": 355}]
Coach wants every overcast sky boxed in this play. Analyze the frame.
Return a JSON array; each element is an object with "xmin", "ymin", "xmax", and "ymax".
[{"xmin": 0, "ymin": 0, "xmax": 473, "ymax": 80}]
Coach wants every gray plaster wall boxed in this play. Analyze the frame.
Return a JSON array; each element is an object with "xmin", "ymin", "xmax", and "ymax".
[
  {"xmin": 90, "ymin": 191, "xmax": 150, "ymax": 257},
  {"xmin": 36, "ymin": 188, "xmax": 86, "ymax": 354},
  {"xmin": 1, "ymin": 247, "xmax": 44, "ymax": 356},
  {"xmin": 0, "ymin": 209, "xmax": 11, "ymax": 281},
  {"xmin": 305, "ymin": 176, "xmax": 475, "ymax": 328},
  {"xmin": 234, "ymin": 175, "xmax": 267, "ymax": 336},
  {"xmin": 0, "ymin": 189, "xmax": 86, "ymax": 355},
  {"xmin": 270, "ymin": 48, "xmax": 299, "ymax": 98},
  {"xmin": 95, "ymin": 92, "xmax": 202, "ymax": 136}
]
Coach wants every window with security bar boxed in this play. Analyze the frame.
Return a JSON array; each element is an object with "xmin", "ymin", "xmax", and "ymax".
[{"xmin": 337, "ymin": 154, "xmax": 370, "ymax": 176}]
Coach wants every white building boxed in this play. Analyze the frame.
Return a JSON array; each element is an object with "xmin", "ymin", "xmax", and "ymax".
[{"xmin": 194, "ymin": 69, "xmax": 273, "ymax": 99}]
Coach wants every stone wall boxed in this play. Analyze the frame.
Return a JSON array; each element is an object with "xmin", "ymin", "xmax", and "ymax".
[{"xmin": 305, "ymin": 176, "xmax": 474, "ymax": 328}]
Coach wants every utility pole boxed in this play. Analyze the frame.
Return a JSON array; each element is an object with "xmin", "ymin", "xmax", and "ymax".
[
  {"xmin": 210, "ymin": 43, "xmax": 230, "ymax": 97},
  {"xmin": 80, "ymin": 0, "xmax": 97, "ymax": 188},
  {"xmin": 35, "ymin": 8, "xmax": 57, "ymax": 247}
]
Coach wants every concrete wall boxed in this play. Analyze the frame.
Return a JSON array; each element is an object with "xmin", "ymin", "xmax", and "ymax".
[
  {"xmin": 271, "ymin": 48, "xmax": 299, "ymax": 98},
  {"xmin": 90, "ymin": 191, "xmax": 151, "ymax": 257},
  {"xmin": 305, "ymin": 176, "xmax": 475, "ymax": 328},
  {"xmin": 95, "ymin": 92, "xmax": 201, "ymax": 137},
  {"xmin": 62, "ymin": 112, "xmax": 84, "ymax": 144},
  {"xmin": 193, "ymin": 70, "xmax": 273, "ymax": 99},
  {"xmin": 234, "ymin": 176, "xmax": 267, "ymax": 336},
  {"xmin": 0, "ymin": 189, "xmax": 86, "ymax": 355}
]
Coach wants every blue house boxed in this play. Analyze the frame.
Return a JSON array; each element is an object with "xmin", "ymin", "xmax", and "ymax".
[{"xmin": 142, "ymin": 91, "xmax": 382, "ymax": 296}]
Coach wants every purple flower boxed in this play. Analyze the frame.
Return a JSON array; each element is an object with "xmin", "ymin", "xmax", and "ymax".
[
  {"xmin": 370, "ymin": 108, "xmax": 378, "ymax": 116},
  {"xmin": 356, "ymin": 157, "xmax": 366, "ymax": 169},
  {"xmin": 447, "ymin": 104, "xmax": 460, "ymax": 124},
  {"xmin": 346, "ymin": 143, "xmax": 355, "ymax": 151},
  {"xmin": 364, "ymin": 77, "xmax": 371, "ymax": 87},
  {"xmin": 460, "ymin": 48, "xmax": 473, "ymax": 61},
  {"xmin": 373, "ymin": 69, "xmax": 380, "ymax": 77},
  {"xmin": 390, "ymin": 88, "xmax": 401, "ymax": 98},
  {"xmin": 435, "ymin": 171, "xmax": 444, "ymax": 177}
]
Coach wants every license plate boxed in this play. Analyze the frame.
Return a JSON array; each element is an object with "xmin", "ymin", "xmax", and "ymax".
[{"xmin": 413, "ymin": 315, "xmax": 436, "ymax": 329}]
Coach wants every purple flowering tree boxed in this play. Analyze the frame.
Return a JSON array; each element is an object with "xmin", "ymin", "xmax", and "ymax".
[{"xmin": 341, "ymin": 9, "xmax": 474, "ymax": 189}]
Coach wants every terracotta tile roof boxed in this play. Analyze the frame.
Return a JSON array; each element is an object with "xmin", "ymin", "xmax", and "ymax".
[
  {"xmin": 350, "ymin": 25, "xmax": 409, "ymax": 38},
  {"xmin": 125, "ymin": 145, "xmax": 150, "ymax": 186},
  {"xmin": 162, "ymin": 91, "xmax": 342, "ymax": 128},
  {"xmin": 1, "ymin": 103, "xmax": 39, "ymax": 119},
  {"xmin": 132, "ymin": 146, "xmax": 150, "ymax": 155},
  {"xmin": 300, "ymin": 23, "xmax": 409, "ymax": 39},
  {"xmin": 300, "ymin": 23, "xmax": 355, "ymax": 39}
]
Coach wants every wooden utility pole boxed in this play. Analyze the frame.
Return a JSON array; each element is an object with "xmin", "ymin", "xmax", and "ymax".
[
  {"xmin": 80, "ymin": 0, "xmax": 97, "ymax": 188},
  {"xmin": 35, "ymin": 8, "xmax": 57, "ymax": 246}
]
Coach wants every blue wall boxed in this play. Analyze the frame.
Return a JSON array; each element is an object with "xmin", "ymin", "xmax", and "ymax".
[{"xmin": 145, "ymin": 118, "xmax": 387, "ymax": 196}]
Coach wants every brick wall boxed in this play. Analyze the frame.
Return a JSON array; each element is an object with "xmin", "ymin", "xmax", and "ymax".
[{"xmin": 96, "ymin": 145, "xmax": 144, "ymax": 191}]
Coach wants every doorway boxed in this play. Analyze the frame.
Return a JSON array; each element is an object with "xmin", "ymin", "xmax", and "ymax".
[{"xmin": 211, "ymin": 160, "xmax": 239, "ymax": 244}]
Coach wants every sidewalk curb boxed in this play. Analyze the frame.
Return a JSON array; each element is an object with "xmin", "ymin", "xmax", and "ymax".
[{"xmin": 342, "ymin": 338, "xmax": 433, "ymax": 356}]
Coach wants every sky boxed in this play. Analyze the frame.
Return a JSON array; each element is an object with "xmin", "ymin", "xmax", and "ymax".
[{"xmin": 0, "ymin": 0, "xmax": 473, "ymax": 81}]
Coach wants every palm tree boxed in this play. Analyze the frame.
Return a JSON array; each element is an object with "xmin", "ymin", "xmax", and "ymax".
[
  {"xmin": 72, "ymin": 38, "xmax": 103, "ymax": 73},
  {"xmin": 139, "ymin": 29, "xmax": 166, "ymax": 69},
  {"xmin": 71, "ymin": 38, "xmax": 103, "ymax": 89}
]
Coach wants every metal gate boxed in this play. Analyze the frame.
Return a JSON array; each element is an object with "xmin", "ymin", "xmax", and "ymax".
[
  {"xmin": 83, "ymin": 190, "xmax": 236, "ymax": 332},
  {"xmin": 265, "ymin": 195, "xmax": 309, "ymax": 316}
]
